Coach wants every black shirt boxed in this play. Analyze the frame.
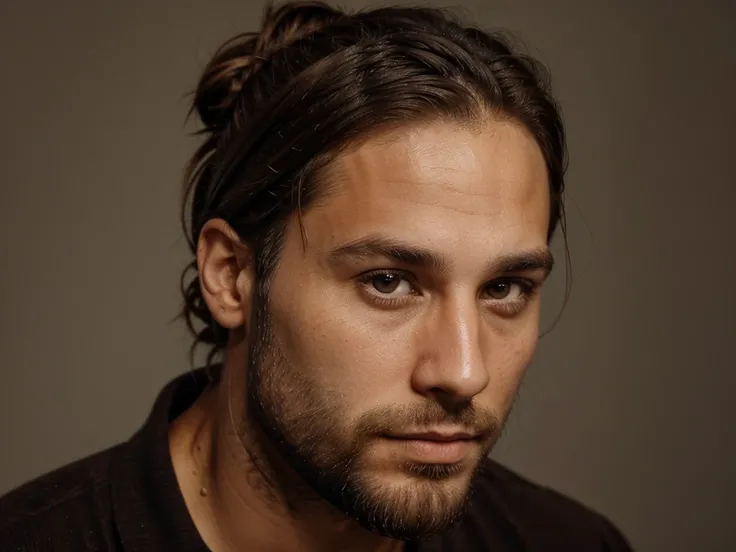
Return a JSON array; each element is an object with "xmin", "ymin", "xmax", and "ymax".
[{"xmin": 0, "ymin": 369, "xmax": 633, "ymax": 551}]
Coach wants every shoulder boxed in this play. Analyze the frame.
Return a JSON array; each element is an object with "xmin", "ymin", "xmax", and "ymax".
[
  {"xmin": 464, "ymin": 458, "xmax": 633, "ymax": 550},
  {"xmin": 0, "ymin": 445, "xmax": 121, "ymax": 550}
]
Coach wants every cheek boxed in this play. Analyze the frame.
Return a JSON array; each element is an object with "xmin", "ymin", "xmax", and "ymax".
[
  {"xmin": 481, "ymin": 322, "xmax": 540, "ymax": 412},
  {"xmin": 267, "ymin": 286, "xmax": 413, "ymax": 406}
]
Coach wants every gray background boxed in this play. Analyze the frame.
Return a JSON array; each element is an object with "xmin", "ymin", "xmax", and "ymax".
[{"xmin": 1, "ymin": 1, "xmax": 734, "ymax": 550}]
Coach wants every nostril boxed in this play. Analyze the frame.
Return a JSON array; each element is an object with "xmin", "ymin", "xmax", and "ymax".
[{"xmin": 428, "ymin": 388, "xmax": 472, "ymax": 413}]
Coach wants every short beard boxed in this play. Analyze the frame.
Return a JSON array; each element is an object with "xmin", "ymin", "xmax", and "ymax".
[{"xmin": 241, "ymin": 283, "xmax": 500, "ymax": 540}]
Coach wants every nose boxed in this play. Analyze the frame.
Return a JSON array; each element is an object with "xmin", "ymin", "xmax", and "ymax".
[{"xmin": 411, "ymin": 296, "xmax": 490, "ymax": 409}]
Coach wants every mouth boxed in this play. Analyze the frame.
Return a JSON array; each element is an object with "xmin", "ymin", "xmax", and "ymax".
[
  {"xmin": 386, "ymin": 431, "xmax": 478, "ymax": 442},
  {"xmin": 382, "ymin": 430, "xmax": 480, "ymax": 464}
]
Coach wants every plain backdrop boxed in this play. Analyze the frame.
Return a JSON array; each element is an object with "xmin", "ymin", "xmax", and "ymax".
[{"xmin": 1, "ymin": 1, "xmax": 734, "ymax": 551}]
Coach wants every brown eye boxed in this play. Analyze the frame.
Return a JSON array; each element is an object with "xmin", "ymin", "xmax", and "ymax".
[
  {"xmin": 371, "ymin": 273, "xmax": 403, "ymax": 294},
  {"xmin": 486, "ymin": 281, "xmax": 512, "ymax": 299},
  {"xmin": 358, "ymin": 270, "xmax": 417, "ymax": 307}
]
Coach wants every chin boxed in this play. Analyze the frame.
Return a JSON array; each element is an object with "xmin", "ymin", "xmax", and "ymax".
[
  {"xmin": 335, "ymin": 458, "xmax": 478, "ymax": 539},
  {"xmin": 349, "ymin": 471, "xmax": 470, "ymax": 539}
]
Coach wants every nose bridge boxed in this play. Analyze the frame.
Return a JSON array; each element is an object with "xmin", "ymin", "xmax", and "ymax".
[
  {"xmin": 414, "ymin": 293, "xmax": 490, "ymax": 401},
  {"xmin": 446, "ymin": 298, "xmax": 480, "ymax": 383}
]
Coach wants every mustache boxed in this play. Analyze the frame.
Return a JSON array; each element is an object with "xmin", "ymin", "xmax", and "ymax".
[{"xmin": 353, "ymin": 402, "xmax": 500, "ymax": 439}]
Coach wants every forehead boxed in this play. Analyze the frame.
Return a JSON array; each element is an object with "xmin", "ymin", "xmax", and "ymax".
[{"xmin": 303, "ymin": 118, "xmax": 550, "ymax": 258}]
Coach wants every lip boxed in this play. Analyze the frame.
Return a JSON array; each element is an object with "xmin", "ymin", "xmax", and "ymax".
[
  {"xmin": 382, "ymin": 430, "xmax": 479, "ymax": 464},
  {"xmin": 385, "ymin": 431, "xmax": 477, "ymax": 442}
]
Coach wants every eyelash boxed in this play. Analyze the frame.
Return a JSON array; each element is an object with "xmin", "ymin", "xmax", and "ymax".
[
  {"xmin": 356, "ymin": 270, "xmax": 419, "ymax": 308},
  {"xmin": 355, "ymin": 270, "xmax": 539, "ymax": 314}
]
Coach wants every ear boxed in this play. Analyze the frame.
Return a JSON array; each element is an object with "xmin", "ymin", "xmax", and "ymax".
[{"xmin": 196, "ymin": 218, "xmax": 254, "ymax": 330}]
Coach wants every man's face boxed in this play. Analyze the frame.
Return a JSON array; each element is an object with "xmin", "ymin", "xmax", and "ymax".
[{"xmin": 245, "ymin": 118, "xmax": 552, "ymax": 539}]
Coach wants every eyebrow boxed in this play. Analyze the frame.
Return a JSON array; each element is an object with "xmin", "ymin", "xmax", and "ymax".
[{"xmin": 327, "ymin": 233, "xmax": 555, "ymax": 276}]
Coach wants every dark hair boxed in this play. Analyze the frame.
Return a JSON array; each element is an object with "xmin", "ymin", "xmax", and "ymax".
[{"xmin": 180, "ymin": 1, "xmax": 568, "ymax": 365}]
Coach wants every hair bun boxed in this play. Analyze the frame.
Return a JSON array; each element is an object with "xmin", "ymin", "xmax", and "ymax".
[{"xmin": 193, "ymin": 1, "xmax": 344, "ymax": 130}]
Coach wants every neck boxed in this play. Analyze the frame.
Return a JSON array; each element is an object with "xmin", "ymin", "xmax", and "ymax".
[{"xmin": 169, "ymin": 344, "xmax": 404, "ymax": 552}]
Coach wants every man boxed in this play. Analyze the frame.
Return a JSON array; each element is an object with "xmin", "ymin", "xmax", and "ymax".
[{"xmin": 0, "ymin": 2, "xmax": 633, "ymax": 550}]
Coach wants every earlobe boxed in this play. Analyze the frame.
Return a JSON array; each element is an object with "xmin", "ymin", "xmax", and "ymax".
[{"xmin": 196, "ymin": 219, "xmax": 254, "ymax": 330}]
